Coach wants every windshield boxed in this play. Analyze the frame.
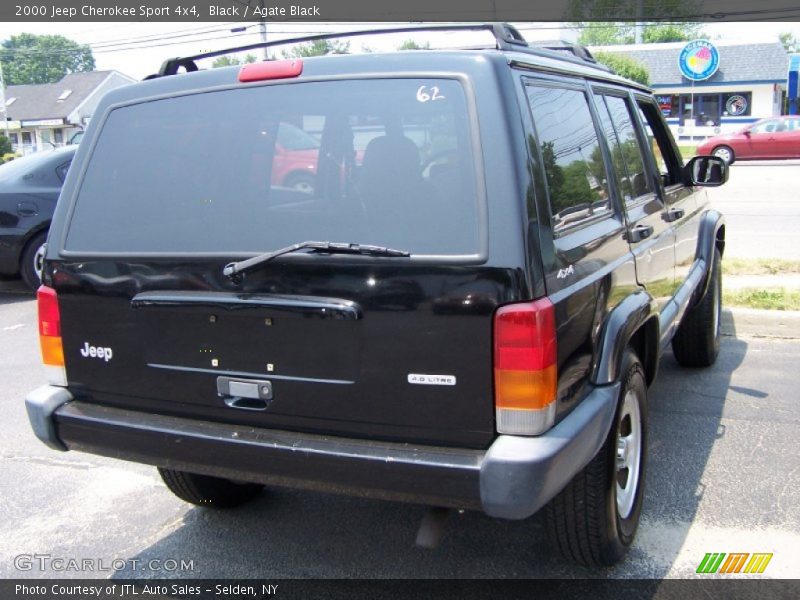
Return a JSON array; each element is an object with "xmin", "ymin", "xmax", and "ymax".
[{"xmin": 65, "ymin": 78, "xmax": 480, "ymax": 256}]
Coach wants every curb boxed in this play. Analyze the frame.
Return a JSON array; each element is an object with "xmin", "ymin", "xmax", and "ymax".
[{"xmin": 722, "ymin": 307, "xmax": 800, "ymax": 339}]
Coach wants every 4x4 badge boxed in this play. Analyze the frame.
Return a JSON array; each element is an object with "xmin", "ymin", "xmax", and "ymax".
[{"xmin": 557, "ymin": 265, "xmax": 575, "ymax": 279}]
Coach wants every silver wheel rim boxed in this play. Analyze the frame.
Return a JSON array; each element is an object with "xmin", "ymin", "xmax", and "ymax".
[
  {"xmin": 291, "ymin": 179, "xmax": 314, "ymax": 194},
  {"xmin": 33, "ymin": 242, "xmax": 46, "ymax": 284},
  {"xmin": 714, "ymin": 148, "xmax": 731, "ymax": 163},
  {"xmin": 616, "ymin": 389, "xmax": 642, "ymax": 520}
]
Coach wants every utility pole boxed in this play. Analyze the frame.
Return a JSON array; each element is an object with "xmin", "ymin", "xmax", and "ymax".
[
  {"xmin": 0, "ymin": 60, "xmax": 9, "ymax": 139},
  {"xmin": 258, "ymin": 0, "xmax": 268, "ymax": 60},
  {"xmin": 634, "ymin": 0, "xmax": 644, "ymax": 44}
]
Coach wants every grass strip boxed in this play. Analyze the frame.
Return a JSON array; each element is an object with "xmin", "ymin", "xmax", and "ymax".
[
  {"xmin": 722, "ymin": 258, "xmax": 800, "ymax": 276},
  {"xmin": 724, "ymin": 288, "xmax": 800, "ymax": 311}
]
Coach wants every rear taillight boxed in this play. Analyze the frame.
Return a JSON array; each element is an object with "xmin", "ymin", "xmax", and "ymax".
[
  {"xmin": 493, "ymin": 298, "xmax": 557, "ymax": 435},
  {"xmin": 38, "ymin": 285, "xmax": 66, "ymax": 386}
]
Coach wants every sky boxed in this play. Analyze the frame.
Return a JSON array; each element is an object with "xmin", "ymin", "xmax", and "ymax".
[{"xmin": 0, "ymin": 21, "xmax": 799, "ymax": 81}]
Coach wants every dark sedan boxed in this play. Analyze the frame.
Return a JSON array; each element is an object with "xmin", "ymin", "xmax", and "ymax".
[
  {"xmin": 0, "ymin": 146, "xmax": 76, "ymax": 290},
  {"xmin": 696, "ymin": 115, "xmax": 800, "ymax": 165}
]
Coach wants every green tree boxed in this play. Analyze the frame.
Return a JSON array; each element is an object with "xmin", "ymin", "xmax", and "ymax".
[
  {"xmin": 0, "ymin": 134, "xmax": 12, "ymax": 156},
  {"xmin": 0, "ymin": 33, "xmax": 95, "ymax": 85},
  {"xmin": 568, "ymin": 0, "xmax": 703, "ymax": 45},
  {"xmin": 212, "ymin": 54, "xmax": 257, "ymax": 68},
  {"xmin": 397, "ymin": 39, "xmax": 430, "ymax": 50},
  {"xmin": 642, "ymin": 23, "xmax": 701, "ymax": 43},
  {"xmin": 593, "ymin": 51, "xmax": 650, "ymax": 85},
  {"xmin": 780, "ymin": 32, "xmax": 799, "ymax": 54},
  {"xmin": 577, "ymin": 22, "xmax": 702, "ymax": 46},
  {"xmin": 579, "ymin": 23, "xmax": 635, "ymax": 46},
  {"xmin": 281, "ymin": 39, "xmax": 350, "ymax": 58}
]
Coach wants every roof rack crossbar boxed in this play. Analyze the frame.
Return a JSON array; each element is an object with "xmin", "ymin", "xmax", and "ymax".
[{"xmin": 155, "ymin": 23, "xmax": 604, "ymax": 77}]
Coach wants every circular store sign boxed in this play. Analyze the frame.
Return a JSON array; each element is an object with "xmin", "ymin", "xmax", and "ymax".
[
  {"xmin": 725, "ymin": 95, "xmax": 748, "ymax": 116},
  {"xmin": 679, "ymin": 40, "xmax": 720, "ymax": 81}
]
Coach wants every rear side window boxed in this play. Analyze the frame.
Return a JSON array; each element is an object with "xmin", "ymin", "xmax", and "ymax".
[
  {"xmin": 65, "ymin": 78, "xmax": 479, "ymax": 256},
  {"xmin": 56, "ymin": 161, "xmax": 71, "ymax": 183},
  {"xmin": 526, "ymin": 84, "xmax": 611, "ymax": 233}
]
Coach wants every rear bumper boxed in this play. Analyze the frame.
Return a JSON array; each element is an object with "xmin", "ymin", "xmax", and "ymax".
[{"xmin": 25, "ymin": 382, "xmax": 619, "ymax": 519}]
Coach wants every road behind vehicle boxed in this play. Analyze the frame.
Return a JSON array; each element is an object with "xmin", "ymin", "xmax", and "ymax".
[
  {"xmin": 25, "ymin": 24, "xmax": 727, "ymax": 567},
  {"xmin": 697, "ymin": 115, "xmax": 800, "ymax": 164},
  {"xmin": 0, "ymin": 146, "xmax": 76, "ymax": 290}
]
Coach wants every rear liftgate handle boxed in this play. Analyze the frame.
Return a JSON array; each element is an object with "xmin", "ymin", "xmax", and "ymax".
[{"xmin": 217, "ymin": 377, "xmax": 273, "ymax": 411}]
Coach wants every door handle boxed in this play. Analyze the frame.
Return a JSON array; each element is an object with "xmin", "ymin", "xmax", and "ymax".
[
  {"xmin": 663, "ymin": 208, "xmax": 685, "ymax": 223},
  {"xmin": 217, "ymin": 376, "xmax": 272, "ymax": 411},
  {"xmin": 224, "ymin": 396, "xmax": 269, "ymax": 411},
  {"xmin": 17, "ymin": 201, "xmax": 39, "ymax": 217},
  {"xmin": 627, "ymin": 224, "xmax": 654, "ymax": 243}
]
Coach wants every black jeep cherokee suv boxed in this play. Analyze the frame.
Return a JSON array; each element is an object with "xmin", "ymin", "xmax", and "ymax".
[{"xmin": 26, "ymin": 24, "xmax": 726, "ymax": 566}]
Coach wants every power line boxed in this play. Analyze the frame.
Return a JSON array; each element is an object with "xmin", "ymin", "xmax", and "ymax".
[{"xmin": 1, "ymin": 19, "xmax": 797, "ymax": 61}]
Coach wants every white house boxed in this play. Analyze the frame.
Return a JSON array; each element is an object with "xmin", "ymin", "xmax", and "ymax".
[{"xmin": 2, "ymin": 70, "xmax": 136, "ymax": 154}]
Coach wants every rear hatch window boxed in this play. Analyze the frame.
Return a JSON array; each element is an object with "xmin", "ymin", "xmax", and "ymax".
[{"xmin": 65, "ymin": 78, "xmax": 480, "ymax": 257}]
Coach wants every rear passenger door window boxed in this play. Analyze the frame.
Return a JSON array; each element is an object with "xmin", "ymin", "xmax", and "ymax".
[
  {"xmin": 593, "ymin": 94, "xmax": 652, "ymax": 205},
  {"xmin": 525, "ymin": 84, "xmax": 611, "ymax": 234}
]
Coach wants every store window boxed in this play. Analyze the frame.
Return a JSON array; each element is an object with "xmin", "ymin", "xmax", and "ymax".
[
  {"xmin": 675, "ymin": 92, "xmax": 752, "ymax": 125},
  {"xmin": 655, "ymin": 95, "xmax": 680, "ymax": 118},
  {"xmin": 722, "ymin": 93, "xmax": 751, "ymax": 117}
]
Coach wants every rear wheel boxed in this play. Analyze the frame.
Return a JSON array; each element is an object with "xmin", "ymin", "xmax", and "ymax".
[
  {"xmin": 20, "ymin": 232, "xmax": 47, "ymax": 291},
  {"xmin": 712, "ymin": 145, "xmax": 735, "ymax": 165},
  {"xmin": 546, "ymin": 350, "xmax": 648, "ymax": 566},
  {"xmin": 284, "ymin": 172, "xmax": 315, "ymax": 194},
  {"xmin": 672, "ymin": 249, "xmax": 722, "ymax": 367},
  {"xmin": 158, "ymin": 468, "xmax": 263, "ymax": 508}
]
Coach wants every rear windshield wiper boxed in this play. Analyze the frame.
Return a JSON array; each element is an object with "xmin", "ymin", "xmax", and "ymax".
[{"xmin": 223, "ymin": 241, "xmax": 410, "ymax": 282}]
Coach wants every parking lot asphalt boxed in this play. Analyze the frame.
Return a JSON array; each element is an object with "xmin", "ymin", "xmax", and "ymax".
[
  {"xmin": 1, "ymin": 286, "xmax": 799, "ymax": 580},
  {"xmin": 707, "ymin": 159, "xmax": 800, "ymax": 260}
]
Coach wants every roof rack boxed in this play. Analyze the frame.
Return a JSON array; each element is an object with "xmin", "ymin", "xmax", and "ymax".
[
  {"xmin": 154, "ymin": 23, "xmax": 609, "ymax": 78},
  {"xmin": 532, "ymin": 41, "xmax": 602, "ymax": 63}
]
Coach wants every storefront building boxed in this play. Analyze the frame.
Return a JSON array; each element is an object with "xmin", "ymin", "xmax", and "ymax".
[{"xmin": 590, "ymin": 41, "xmax": 790, "ymax": 141}]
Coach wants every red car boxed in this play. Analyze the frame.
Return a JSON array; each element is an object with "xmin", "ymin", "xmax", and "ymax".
[{"xmin": 696, "ymin": 116, "xmax": 800, "ymax": 164}]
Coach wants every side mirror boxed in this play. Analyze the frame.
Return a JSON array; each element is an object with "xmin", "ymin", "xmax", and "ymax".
[
  {"xmin": 743, "ymin": 129, "xmax": 751, "ymax": 137},
  {"xmin": 684, "ymin": 155, "xmax": 729, "ymax": 187}
]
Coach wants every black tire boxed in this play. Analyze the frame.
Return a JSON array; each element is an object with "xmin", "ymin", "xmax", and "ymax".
[
  {"xmin": 672, "ymin": 249, "xmax": 722, "ymax": 368},
  {"xmin": 20, "ymin": 231, "xmax": 47, "ymax": 291},
  {"xmin": 158, "ymin": 468, "xmax": 263, "ymax": 509},
  {"xmin": 712, "ymin": 145, "xmax": 735, "ymax": 165},
  {"xmin": 546, "ymin": 350, "xmax": 648, "ymax": 566}
]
